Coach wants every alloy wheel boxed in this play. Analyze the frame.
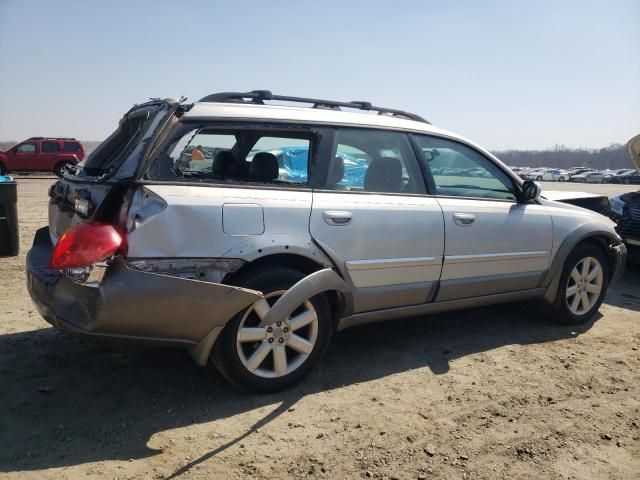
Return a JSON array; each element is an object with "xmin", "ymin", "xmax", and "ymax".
[
  {"xmin": 565, "ymin": 256, "xmax": 603, "ymax": 315},
  {"xmin": 236, "ymin": 291, "xmax": 318, "ymax": 378}
]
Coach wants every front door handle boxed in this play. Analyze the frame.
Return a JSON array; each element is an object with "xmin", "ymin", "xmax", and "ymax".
[
  {"xmin": 453, "ymin": 212, "xmax": 475, "ymax": 226},
  {"xmin": 323, "ymin": 210, "xmax": 353, "ymax": 226}
]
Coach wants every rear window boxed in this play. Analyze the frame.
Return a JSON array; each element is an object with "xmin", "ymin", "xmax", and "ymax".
[
  {"xmin": 145, "ymin": 125, "xmax": 314, "ymax": 186},
  {"xmin": 76, "ymin": 103, "xmax": 164, "ymax": 177},
  {"xmin": 42, "ymin": 141, "xmax": 59, "ymax": 153},
  {"xmin": 63, "ymin": 142, "xmax": 81, "ymax": 152}
]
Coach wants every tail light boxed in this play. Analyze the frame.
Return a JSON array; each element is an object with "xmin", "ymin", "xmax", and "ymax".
[{"xmin": 49, "ymin": 222, "xmax": 124, "ymax": 270}]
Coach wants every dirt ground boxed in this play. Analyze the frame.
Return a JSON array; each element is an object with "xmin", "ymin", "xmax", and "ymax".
[{"xmin": 1, "ymin": 176, "xmax": 639, "ymax": 480}]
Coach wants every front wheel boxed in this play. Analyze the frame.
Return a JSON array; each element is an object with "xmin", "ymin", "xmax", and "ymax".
[
  {"xmin": 54, "ymin": 162, "xmax": 72, "ymax": 177},
  {"xmin": 546, "ymin": 243, "xmax": 609, "ymax": 325},
  {"xmin": 211, "ymin": 266, "xmax": 332, "ymax": 392},
  {"xmin": 537, "ymin": 176, "xmax": 543, "ymax": 181},
  {"xmin": 0, "ymin": 163, "xmax": 6, "ymax": 176},
  {"xmin": 559, "ymin": 176, "xmax": 565, "ymax": 182}
]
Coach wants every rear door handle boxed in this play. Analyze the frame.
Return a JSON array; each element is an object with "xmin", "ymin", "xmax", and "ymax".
[
  {"xmin": 453, "ymin": 212, "xmax": 475, "ymax": 226},
  {"xmin": 323, "ymin": 210, "xmax": 353, "ymax": 226}
]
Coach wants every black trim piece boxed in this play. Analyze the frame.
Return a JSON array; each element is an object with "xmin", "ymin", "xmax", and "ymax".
[
  {"xmin": 409, "ymin": 133, "xmax": 437, "ymax": 195},
  {"xmin": 435, "ymin": 271, "xmax": 545, "ymax": 302},
  {"xmin": 352, "ymin": 282, "xmax": 436, "ymax": 312}
]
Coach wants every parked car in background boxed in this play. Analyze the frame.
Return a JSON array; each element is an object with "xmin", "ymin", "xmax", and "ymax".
[
  {"xmin": 524, "ymin": 168, "xmax": 548, "ymax": 180},
  {"xmin": 538, "ymin": 169, "xmax": 570, "ymax": 182},
  {"xmin": 609, "ymin": 134, "xmax": 640, "ymax": 262},
  {"xmin": 567, "ymin": 167, "xmax": 595, "ymax": 176},
  {"xmin": 26, "ymin": 91, "xmax": 626, "ymax": 392},
  {"xmin": 610, "ymin": 192, "xmax": 640, "ymax": 261},
  {"xmin": 610, "ymin": 170, "xmax": 640, "ymax": 185},
  {"xmin": 570, "ymin": 171, "xmax": 607, "ymax": 183},
  {"xmin": 608, "ymin": 169, "xmax": 636, "ymax": 182},
  {"xmin": 0, "ymin": 137, "xmax": 85, "ymax": 177}
]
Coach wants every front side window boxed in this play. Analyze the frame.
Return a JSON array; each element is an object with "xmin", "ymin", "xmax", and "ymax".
[
  {"xmin": 42, "ymin": 141, "xmax": 59, "ymax": 153},
  {"xmin": 146, "ymin": 126, "xmax": 313, "ymax": 186},
  {"xmin": 414, "ymin": 135, "xmax": 517, "ymax": 200},
  {"xmin": 324, "ymin": 129, "xmax": 425, "ymax": 194},
  {"xmin": 16, "ymin": 143, "xmax": 36, "ymax": 153}
]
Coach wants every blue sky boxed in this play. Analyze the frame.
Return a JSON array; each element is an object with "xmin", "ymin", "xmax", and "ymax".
[{"xmin": 0, "ymin": 0, "xmax": 638, "ymax": 150}]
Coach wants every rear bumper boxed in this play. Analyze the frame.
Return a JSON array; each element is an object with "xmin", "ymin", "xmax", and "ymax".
[{"xmin": 26, "ymin": 227, "xmax": 262, "ymax": 347}]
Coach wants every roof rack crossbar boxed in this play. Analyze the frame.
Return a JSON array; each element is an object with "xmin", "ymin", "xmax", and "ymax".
[{"xmin": 198, "ymin": 90, "xmax": 430, "ymax": 124}]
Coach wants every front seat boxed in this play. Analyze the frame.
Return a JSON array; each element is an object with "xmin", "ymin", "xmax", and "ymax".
[
  {"xmin": 364, "ymin": 157, "xmax": 403, "ymax": 193},
  {"xmin": 250, "ymin": 152, "xmax": 279, "ymax": 182}
]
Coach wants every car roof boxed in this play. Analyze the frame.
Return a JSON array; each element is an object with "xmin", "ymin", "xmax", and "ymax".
[
  {"xmin": 26, "ymin": 137, "xmax": 79, "ymax": 141},
  {"xmin": 182, "ymin": 98, "xmax": 514, "ymax": 175},
  {"xmin": 186, "ymin": 102, "xmax": 457, "ymax": 138}
]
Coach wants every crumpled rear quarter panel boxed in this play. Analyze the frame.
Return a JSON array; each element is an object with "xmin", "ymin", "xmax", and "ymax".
[{"xmin": 125, "ymin": 185, "xmax": 322, "ymax": 262}]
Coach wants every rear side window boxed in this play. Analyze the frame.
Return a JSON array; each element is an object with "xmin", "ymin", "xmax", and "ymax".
[
  {"xmin": 146, "ymin": 126, "xmax": 313, "ymax": 186},
  {"xmin": 63, "ymin": 142, "xmax": 81, "ymax": 152},
  {"xmin": 42, "ymin": 141, "xmax": 59, "ymax": 153},
  {"xmin": 323, "ymin": 129, "xmax": 425, "ymax": 194}
]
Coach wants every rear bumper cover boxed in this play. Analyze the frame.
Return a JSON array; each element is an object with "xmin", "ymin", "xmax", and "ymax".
[
  {"xmin": 26, "ymin": 227, "xmax": 262, "ymax": 349},
  {"xmin": 26, "ymin": 226, "xmax": 349, "ymax": 364}
]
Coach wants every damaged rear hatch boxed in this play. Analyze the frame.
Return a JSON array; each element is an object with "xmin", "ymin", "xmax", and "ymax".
[{"xmin": 48, "ymin": 99, "xmax": 180, "ymax": 242}]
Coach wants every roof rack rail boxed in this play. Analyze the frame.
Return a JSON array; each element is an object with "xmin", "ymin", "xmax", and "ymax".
[
  {"xmin": 27, "ymin": 136, "xmax": 77, "ymax": 141},
  {"xmin": 198, "ymin": 90, "xmax": 430, "ymax": 124}
]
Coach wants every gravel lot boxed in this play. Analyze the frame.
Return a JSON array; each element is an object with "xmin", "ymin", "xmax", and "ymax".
[{"xmin": 1, "ymin": 176, "xmax": 639, "ymax": 480}]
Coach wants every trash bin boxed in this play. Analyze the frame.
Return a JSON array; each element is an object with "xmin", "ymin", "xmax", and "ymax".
[{"xmin": 0, "ymin": 176, "xmax": 19, "ymax": 257}]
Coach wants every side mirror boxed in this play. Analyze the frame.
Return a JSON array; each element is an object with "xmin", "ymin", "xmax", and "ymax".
[{"xmin": 521, "ymin": 180, "xmax": 541, "ymax": 202}]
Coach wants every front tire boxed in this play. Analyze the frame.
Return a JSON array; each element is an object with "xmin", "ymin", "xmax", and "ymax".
[
  {"xmin": 212, "ymin": 266, "xmax": 332, "ymax": 392},
  {"xmin": 54, "ymin": 162, "xmax": 72, "ymax": 177},
  {"xmin": 0, "ymin": 163, "xmax": 6, "ymax": 176},
  {"xmin": 547, "ymin": 243, "xmax": 609, "ymax": 325}
]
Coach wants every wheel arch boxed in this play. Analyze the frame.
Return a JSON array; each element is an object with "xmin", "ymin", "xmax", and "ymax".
[
  {"xmin": 224, "ymin": 252, "xmax": 352, "ymax": 330},
  {"xmin": 542, "ymin": 226, "xmax": 623, "ymax": 303}
]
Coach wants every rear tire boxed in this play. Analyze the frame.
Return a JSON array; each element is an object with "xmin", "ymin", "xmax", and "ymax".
[
  {"xmin": 546, "ymin": 243, "xmax": 609, "ymax": 325},
  {"xmin": 211, "ymin": 266, "xmax": 332, "ymax": 392},
  {"xmin": 537, "ymin": 176, "xmax": 543, "ymax": 181},
  {"xmin": 54, "ymin": 162, "xmax": 71, "ymax": 177}
]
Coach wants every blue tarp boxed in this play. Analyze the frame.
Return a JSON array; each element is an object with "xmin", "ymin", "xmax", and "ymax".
[{"xmin": 0, "ymin": 175, "xmax": 14, "ymax": 183}]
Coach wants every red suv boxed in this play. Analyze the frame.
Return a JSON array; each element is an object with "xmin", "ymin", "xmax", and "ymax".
[{"xmin": 0, "ymin": 137, "xmax": 85, "ymax": 177}]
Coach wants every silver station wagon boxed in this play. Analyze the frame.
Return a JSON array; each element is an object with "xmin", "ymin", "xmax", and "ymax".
[{"xmin": 27, "ymin": 90, "xmax": 626, "ymax": 392}]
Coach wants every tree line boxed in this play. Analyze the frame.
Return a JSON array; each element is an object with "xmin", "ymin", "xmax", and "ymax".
[{"xmin": 492, "ymin": 144, "xmax": 633, "ymax": 170}]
